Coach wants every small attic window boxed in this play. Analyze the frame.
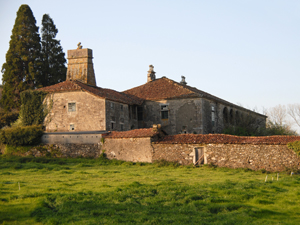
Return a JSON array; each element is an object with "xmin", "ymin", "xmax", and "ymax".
[{"xmin": 68, "ymin": 103, "xmax": 76, "ymax": 112}]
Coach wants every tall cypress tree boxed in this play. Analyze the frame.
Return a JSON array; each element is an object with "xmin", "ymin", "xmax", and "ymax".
[
  {"xmin": 1, "ymin": 4, "xmax": 42, "ymax": 111},
  {"xmin": 39, "ymin": 14, "xmax": 66, "ymax": 86}
]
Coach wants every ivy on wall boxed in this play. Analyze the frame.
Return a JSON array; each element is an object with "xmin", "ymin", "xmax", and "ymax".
[
  {"xmin": 287, "ymin": 141, "xmax": 300, "ymax": 157},
  {"xmin": 20, "ymin": 90, "xmax": 48, "ymax": 126}
]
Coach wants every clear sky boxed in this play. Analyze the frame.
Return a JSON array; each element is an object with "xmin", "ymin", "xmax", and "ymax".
[{"xmin": 0, "ymin": 0, "xmax": 299, "ymax": 114}]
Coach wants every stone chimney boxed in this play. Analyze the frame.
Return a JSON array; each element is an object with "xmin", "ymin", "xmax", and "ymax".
[
  {"xmin": 147, "ymin": 65, "xmax": 156, "ymax": 82},
  {"xmin": 66, "ymin": 43, "xmax": 96, "ymax": 86},
  {"xmin": 180, "ymin": 76, "xmax": 187, "ymax": 85}
]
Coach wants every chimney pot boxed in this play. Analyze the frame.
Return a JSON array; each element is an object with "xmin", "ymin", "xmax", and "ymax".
[
  {"xmin": 147, "ymin": 65, "xmax": 156, "ymax": 83},
  {"xmin": 180, "ymin": 75, "xmax": 187, "ymax": 85}
]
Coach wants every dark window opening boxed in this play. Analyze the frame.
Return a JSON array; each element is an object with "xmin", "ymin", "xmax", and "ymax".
[
  {"xmin": 161, "ymin": 104, "xmax": 169, "ymax": 119},
  {"xmin": 137, "ymin": 106, "xmax": 143, "ymax": 121},
  {"xmin": 129, "ymin": 106, "xmax": 132, "ymax": 119},
  {"xmin": 161, "ymin": 111, "xmax": 168, "ymax": 119},
  {"xmin": 212, "ymin": 106, "xmax": 215, "ymax": 126},
  {"xmin": 132, "ymin": 105, "xmax": 137, "ymax": 120},
  {"xmin": 223, "ymin": 107, "xmax": 228, "ymax": 124}
]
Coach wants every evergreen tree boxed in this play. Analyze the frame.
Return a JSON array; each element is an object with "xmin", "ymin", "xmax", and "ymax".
[
  {"xmin": 1, "ymin": 4, "xmax": 42, "ymax": 111},
  {"xmin": 39, "ymin": 14, "xmax": 66, "ymax": 86}
]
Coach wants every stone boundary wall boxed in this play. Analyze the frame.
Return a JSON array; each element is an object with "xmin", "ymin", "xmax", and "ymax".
[
  {"xmin": 11, "ymin": 129, "xmax": 300, "ymax": 172},
  {"xmin": 152, "ymin": 143, "xmax": 203, "ymax": 165},
  {"xmin": 55, "ymin": 144, "xmax": 102, "ymax": 158},
  {"xmin": 151, "ymin": 142, "xmax": 300, "ymax": 171},
  {"xmin": 205, "ymin": 144, "xmax": 300, "ymax": 172}
]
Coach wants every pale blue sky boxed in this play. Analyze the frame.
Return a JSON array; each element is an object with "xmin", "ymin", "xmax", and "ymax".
[{"xmin": 0, "ymin": 0, "xmax": 299, "ymax": 113}]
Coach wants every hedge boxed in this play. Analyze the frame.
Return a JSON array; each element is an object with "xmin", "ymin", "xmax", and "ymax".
[{"xmin": 0, "ymin": 125, "xmax": 43, "ymax": 146}]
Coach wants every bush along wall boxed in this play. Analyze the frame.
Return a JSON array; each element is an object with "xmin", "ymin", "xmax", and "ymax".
[
  {"xmin": 0, "ymin": 125, "xmax": 44, "ymax": 146},
  {"xmin": 287, "ymin": 141, "xmax": 300, "ymax": 157},
  {"xmin": 0, "ymin": 90, "xmax": 48, "ymax": 148}
]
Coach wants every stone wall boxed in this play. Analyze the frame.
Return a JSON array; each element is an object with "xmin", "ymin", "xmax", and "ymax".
[
  {"xmin": 152, "ymin": 143, "xmax": 203, "ymax": 165},
  {"xmin": 205, "ymin": 144, "xmax": 300, "ymax": 172},
  {"xmin": 66, "ymin": 48, "xmax": 96, "ymax": 86},
  {"xmin": 45, "ymin": 91, "xmax": 106, "ymax": 132},
  {"xmin": 105, "ymin": 100, "xmax": 137, "ymax": 132},
  {"xmin": 152, "ymin": 142, "xmax": 300, "ymax": 171},
  {"xmin": 41, "ymin": 132, "xmax": 105, "ymax": 144},
  {"xmin": 6, "ymin": 144, "xmax": 102, "ymax": 158},
  {"xmin": 54, "ymin": 143, "xmax": 101, "ymax": 158},
  {"xmin": 103, "ymin": 137, "xmax": 153, "ymax": 162},
  {"xmin": 202, "ymin": 99, "xmax": 267, "ymax": 134},
  {"xmin": 142, "ymin": 98, "xmax": 203, "ymax": 134}
]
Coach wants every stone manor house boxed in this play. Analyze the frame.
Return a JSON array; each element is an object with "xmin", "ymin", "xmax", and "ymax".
[{"xmin": 40, "ymin": 47, "xmax": 266, "ymax": 134}]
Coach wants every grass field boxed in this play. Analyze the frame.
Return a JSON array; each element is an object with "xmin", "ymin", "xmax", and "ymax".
[{"xmin": 0, "ymin": 156, "xmax": 300, "ymax": 225}]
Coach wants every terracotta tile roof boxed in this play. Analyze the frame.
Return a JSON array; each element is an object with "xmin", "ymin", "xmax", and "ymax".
[
  {"xmin": 103, "ymin": 128, "xmax": 158, "ymax": 138},
  {"xmin": 156, "ymin": 134, "xmax": 300, "ymax": 145},
  {"xmin": 124, "ymin": 77, "xmax": 266, "ymax": 117},
  {"xmin": 123, "ymin": 77, "xmax": 198, "ymax": 100},
  {"xmin": 38, "ymin": 80, "xmax": 143, "ymax": 105}
]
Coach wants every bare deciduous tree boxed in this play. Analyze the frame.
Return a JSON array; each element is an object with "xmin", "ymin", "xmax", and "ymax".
[
  {"xmin": 266, "ymin": 104, "xmax": 288, "ymax": 126},
  {"xmin": 288, "ymin": 104, "xmax": 300, "ymax": 128}
]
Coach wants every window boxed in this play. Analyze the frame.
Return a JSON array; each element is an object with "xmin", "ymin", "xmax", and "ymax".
[
  {"xmin": 110, "ymin": 102, "xmax": 115, "ymax": 109},
  {"xmin": 129, "ymin": 106, "xmax": 132, "ymax": 119},
  {"xmin": 137, "ymin": 106, "xmax": 143, "ymax": 121},
  {"xmin": 132, "ymin": 106, "xmax": 137, "ymax": 120},
  {"xmin": 212, "ymin": 106, "xmax": 215, "ymax": 126},
  {"xmin": 68, "ymin": 103, "xmax": 76, "ymax": 112},
  {"xmin": 120, "ymin": 105, "xmax": 123, "ymax": 111},
  {"xmin": 120, "ymin": 124, "xmax": 124, "ymax": 131},
  {"xmin": 161, "ymin": 104, "xmax": 169, "ymax": 119},
  {"xmin": 111, "ymin": 117, "xmax": 116, "ymax": 130},
  {"xmin": 70, "ymin": 124, "xmax": 75, "ymax": 131}
]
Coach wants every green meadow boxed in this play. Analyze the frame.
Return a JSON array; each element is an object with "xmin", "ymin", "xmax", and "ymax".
[{"xmin": 0, "ymin": 156, "xmax": 300, "ymax": 225}]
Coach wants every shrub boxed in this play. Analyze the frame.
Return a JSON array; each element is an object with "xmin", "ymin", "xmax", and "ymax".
[
  {"xmin": 0, "ymin": 110, "xmax": 19, "ymax": 129},
  {"xmin": 287, "ymin": 141, "xmax": 300, "ymax": 157},
  {"xmin": 0, "ymin": 125, "xmax": 43, "ymax": 146}
]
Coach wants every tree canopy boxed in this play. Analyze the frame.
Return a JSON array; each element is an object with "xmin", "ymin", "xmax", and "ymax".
[
  {"xmin": 39, "ymin": 14, "xmax": 66, "ymax": 86},
  {"xmin": 1, "ymin": 4, "xmax": 42, "ymax": 111}
]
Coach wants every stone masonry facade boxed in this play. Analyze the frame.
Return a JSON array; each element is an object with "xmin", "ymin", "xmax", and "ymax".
[
  {"xmin": 45, "ymin": 91, "xmax": 106, "ymax": 132},
  {"xmin": 66, "ymin": 48, "xmax": 96, "ymax": 86}
]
